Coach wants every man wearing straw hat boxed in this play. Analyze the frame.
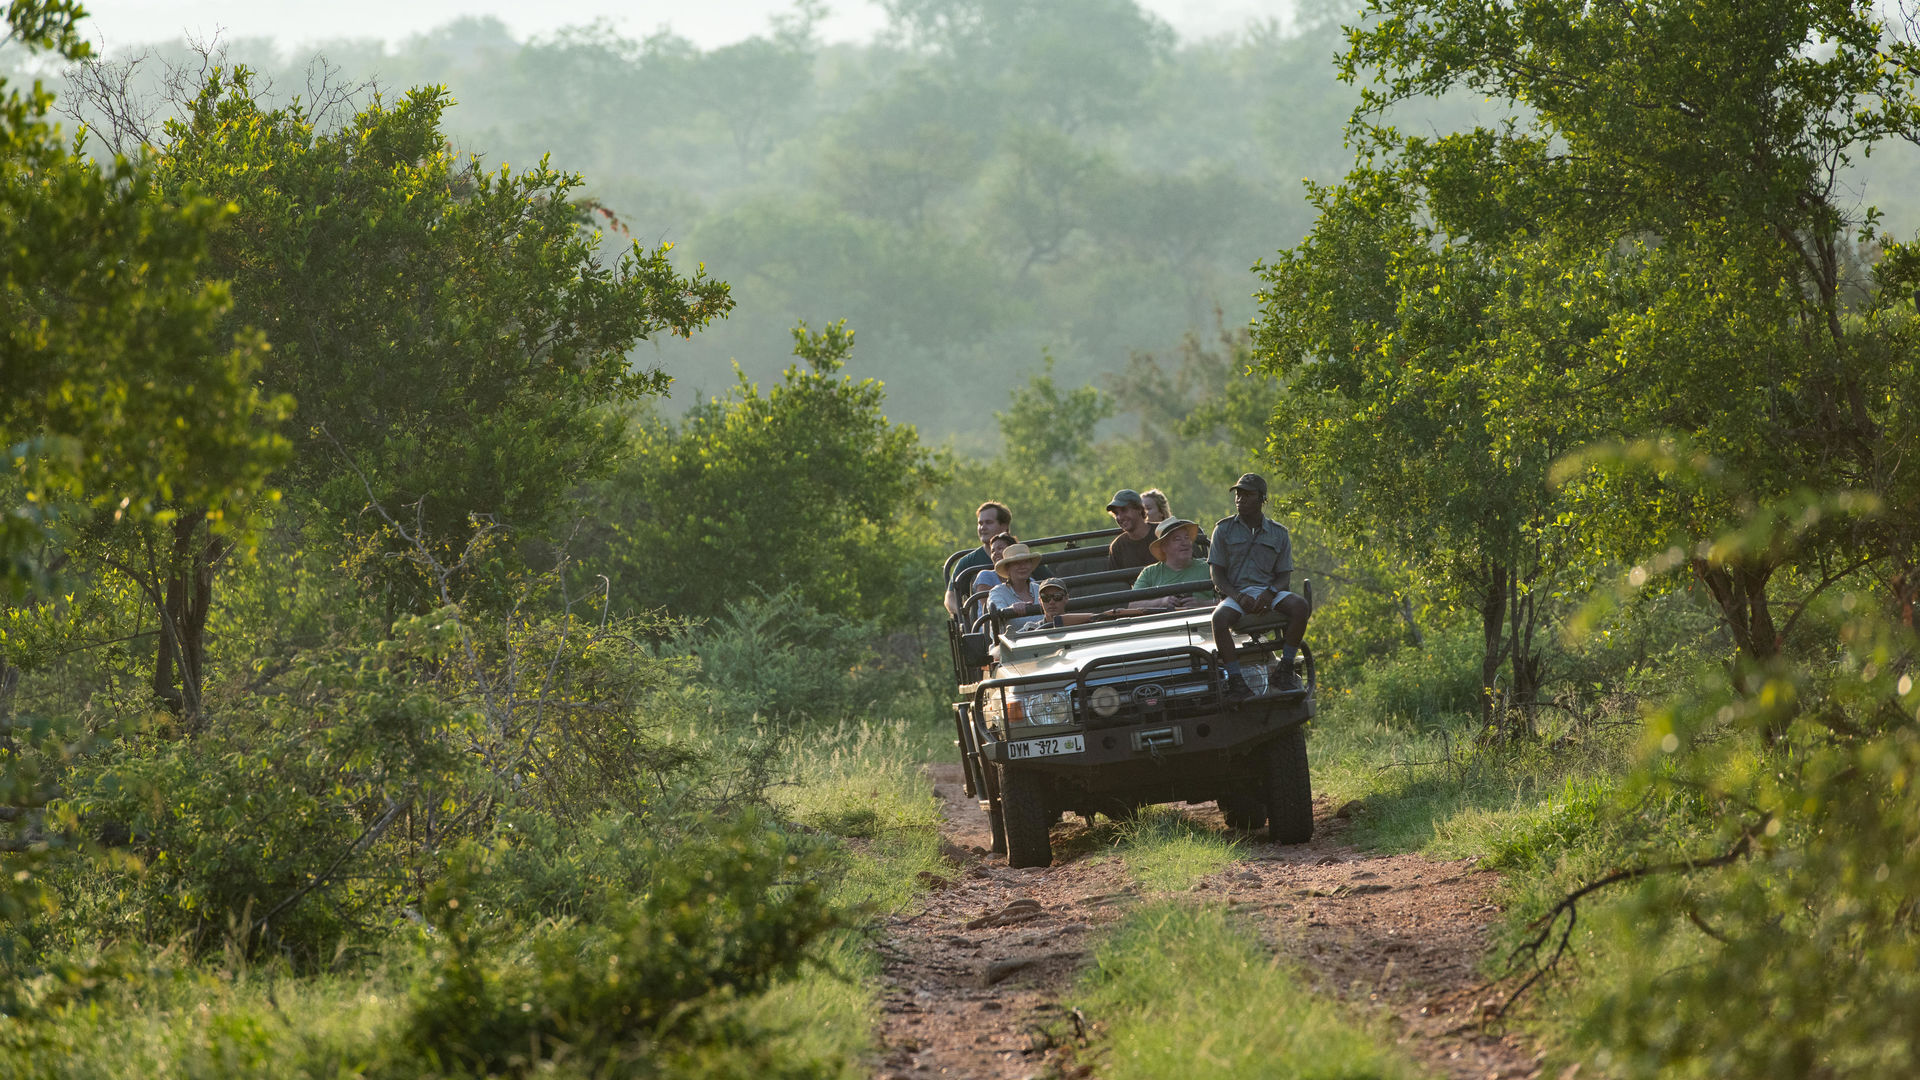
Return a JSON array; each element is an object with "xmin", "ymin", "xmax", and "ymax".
[
  {"xmin": 1208, "ymin": 473, "xmax": 1310, "ymax": 697},
  {"xmin": 1127, "ymin": 517, "xmax": 1210, "ymax": 612}
]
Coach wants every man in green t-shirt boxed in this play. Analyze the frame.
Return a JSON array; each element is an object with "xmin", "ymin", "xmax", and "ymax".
[{"xmin": 1129, "ymin": 518, "xmax": 1212, "ymax": 611}]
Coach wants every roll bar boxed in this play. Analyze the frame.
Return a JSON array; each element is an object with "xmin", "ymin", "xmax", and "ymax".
[
  {"xmin": 967, "ymin": 580, "xmax": 1219, "ymax": 634},
  {"xmin": 942, "ymin": 526, "xmax": 1123, "ymax": 580}
]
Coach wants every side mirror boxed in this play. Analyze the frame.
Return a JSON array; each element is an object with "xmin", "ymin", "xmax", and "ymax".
[{"xmin": 961, "ymin": 632, "xmax": 991, "ymax": 669}]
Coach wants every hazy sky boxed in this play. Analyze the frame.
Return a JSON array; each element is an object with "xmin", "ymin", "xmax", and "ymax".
[{"xmin": 77, "ymin": 0, "xmax": 1297, "ymax": 52}]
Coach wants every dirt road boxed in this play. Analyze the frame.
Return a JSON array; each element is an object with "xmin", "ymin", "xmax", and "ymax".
[{"xmin": 873, "ymin": 764, "xmax": 1544, "ymax": 1080}]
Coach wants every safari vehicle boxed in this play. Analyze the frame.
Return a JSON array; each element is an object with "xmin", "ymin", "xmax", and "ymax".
[{"xmin": 944, "ymin": 527, "xmax": 1316, "ymax": 868}]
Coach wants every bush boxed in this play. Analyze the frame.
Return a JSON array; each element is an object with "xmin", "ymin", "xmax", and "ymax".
[
  {"xmin": 1342, "ymin": 622, "xmax": 1486, "ymax": 727},
  {"xmin": 691, "ymin": 589, "xmax": 912, "ymax": 723},
  {"xmin": 390, "ymin": 817, "xmax": 843, "ymax": 1079}
]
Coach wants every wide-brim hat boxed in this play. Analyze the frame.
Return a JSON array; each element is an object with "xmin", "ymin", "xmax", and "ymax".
[
  {"xmin": 1149, "ymin": 518, "xmax": 1200, "ymax": 561},
  {"xmin": 994, "ymin": 542, "xmax": 1044, "ymax": 574},
  {"xmin": 1230, "ymin": 472, "xmax": 1268, "ymax": 496}
]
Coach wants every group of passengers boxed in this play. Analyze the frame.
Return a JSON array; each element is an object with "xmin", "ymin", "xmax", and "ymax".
[{"xmin": 946, "ymin": 474, "xmax": 1309, "ymax": 696}]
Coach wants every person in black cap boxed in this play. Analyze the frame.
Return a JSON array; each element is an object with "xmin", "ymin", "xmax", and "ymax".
[
  {"xmin": 1105, "ymin": 489, "xmax": 1156, "ymax": 571},
  {"xmin": 1207, "ymin": 473, "xmax": 1310, "ymax": 696}
]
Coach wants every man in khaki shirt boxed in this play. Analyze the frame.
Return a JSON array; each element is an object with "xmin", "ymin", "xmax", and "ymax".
[{"xmin": 1207, "ymin": 473, "xmax": 1310, "ymax": 697}]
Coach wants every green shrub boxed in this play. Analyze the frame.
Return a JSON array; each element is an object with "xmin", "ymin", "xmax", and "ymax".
[
  {"xmin": 390, "ymin": 817, "xmax": 843, "ymax": 1079},
  {"xmin": 1342, "ymin": 622, "xmax": 1485, "ymax": 727},
  {"xmin": 692, "ymin": 589, "xmax": 909, "ymax": 723}
]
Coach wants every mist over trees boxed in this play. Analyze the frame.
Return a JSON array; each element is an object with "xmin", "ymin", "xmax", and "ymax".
[{"xmin": 9, "ymin": 0, "xmax": 1481, "ymax": 445}]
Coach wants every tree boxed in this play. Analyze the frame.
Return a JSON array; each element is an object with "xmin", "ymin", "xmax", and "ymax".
[
  {"xmin": 1335, "ymin": 0, "xmax": 1920, "ymax": 673},
  {"xmin": 111, "ymin": 68, "xmax": 731, "ymax": 712},
  {"xmin": 882, "ymin": 0, "xmax": 1174, "ymax": 132},
  {"xmin": 585, "ymin": 321, "xmax": 950, "ymax": 628},
  {"xmin": 692, "ymin": 1, "xmax": 821, "ymax": 170},
  {"xmin": 0, "ymin": 0, "xmax": 286, "ymax": 925},
  {"xmin": 1260, "ymin": 0, "xmax": 1920, "ymax": 734}
]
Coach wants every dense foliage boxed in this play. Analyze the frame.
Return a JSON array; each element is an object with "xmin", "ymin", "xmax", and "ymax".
[
  {"xmin": 3, "ymin": 0, "xmax": 1919, "ymax": 1076},
  {"xmin": 1255, "ymin": 0, "xmax": 1920, "ymax": 1071}
]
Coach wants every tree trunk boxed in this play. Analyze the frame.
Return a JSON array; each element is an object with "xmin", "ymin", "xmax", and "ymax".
[
  {"xmin": 1399, "ymin": 593, "xmax": 1424, "ymax": 648},
  {"xmin": 1478, "ymin": 561, "xmax": 1510, "ymax": 737},
  {"xmin": 152, "ymin": 513, "xmax": 224, "ymax": 727},
  {"xmin": 1691, "ymin": 556, "xmax": 1780, "ymax": 665},
  {"xmin": 1506, "ymin": 577, "xmax": 1541, "ymax": 741},
  {"xmin": 0, "ymin": 660, "xmax": 18, "ymax": 749},
  {"xmin": 1692, "ymin": 555, "xmax": 1785, "ymax": 740}
]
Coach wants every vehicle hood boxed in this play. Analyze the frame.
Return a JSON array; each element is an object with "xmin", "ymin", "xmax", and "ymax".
[{"xmin": 989, "ymin": 609, "xmax": 1217, "ymax": 683}]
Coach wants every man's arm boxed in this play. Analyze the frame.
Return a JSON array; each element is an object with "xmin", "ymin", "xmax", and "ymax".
[{"xmin": 1209, "ymin": 562, "xmax": 1234, "ymax": 599}]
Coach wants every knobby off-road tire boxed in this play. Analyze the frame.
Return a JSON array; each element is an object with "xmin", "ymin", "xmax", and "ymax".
[
  {"xmin": 984, "ymin": 781, "xmax": 1008, "ymax": 855},
  {"xmin": 1217, "ymin": 792, "xmax": 1266, "ymax": 832},
  {"xmin": 997, "ymin": 764, "xmax": 1054, "ymax": 868},
  {"xmin": 1265, "ymin": 725, "xmax": 1314, "ymax": 844}
]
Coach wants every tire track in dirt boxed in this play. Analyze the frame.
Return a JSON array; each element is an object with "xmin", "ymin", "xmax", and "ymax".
[{"xmin": 874, "ymin": 763, "xmax": 1542, "ymax": 1080}]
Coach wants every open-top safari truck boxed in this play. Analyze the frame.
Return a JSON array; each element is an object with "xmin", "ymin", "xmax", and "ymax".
[{"xmin": 944, "ymin": 527, "xmax": 1316, "ymax": 868}]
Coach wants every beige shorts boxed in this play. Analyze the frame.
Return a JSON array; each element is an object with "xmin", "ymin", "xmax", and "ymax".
[{"xmin": 1217, "ymin": 591, "xmax": 1297, "ymax": 616}]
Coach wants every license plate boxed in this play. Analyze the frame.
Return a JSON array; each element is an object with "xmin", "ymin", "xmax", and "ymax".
[{"xmin": 1005, "ymin": 734, "xmax": 1085, "ymax": 759}]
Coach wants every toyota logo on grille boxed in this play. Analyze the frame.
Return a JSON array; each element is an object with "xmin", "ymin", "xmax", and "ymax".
[{"xmin": 1132, "ymin": 683, "xmax": 1165, "ymax": 706}]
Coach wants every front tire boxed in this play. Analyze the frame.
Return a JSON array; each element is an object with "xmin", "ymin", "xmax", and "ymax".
[
  {"xmin": 998, "ymin": 765, "xmax": 1054, "ymax": 868},
  {"xmin": 983, "ymin": 760, "xmax": 1008, "ymax": 853},
  {"xmin": 1266, "ymin": 725, "xmax": 1314, "ymax": 844}
]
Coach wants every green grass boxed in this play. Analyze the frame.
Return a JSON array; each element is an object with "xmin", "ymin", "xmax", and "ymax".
[
  {"xmin": 1071, "ymin": 901, "xmax": 1422, "ymax": 1080},
  {"xmin": 776, "ymin": 715, "xmax": 949, "ymax": 912},
  {"xmin": 0, "ymin": 957, "xmax": 404, "ymax": 1080},
  {"xmin": 1310, "ymin": 706, "xmax": 1637, "ymax": 858},
  {"xmin": 1111, "ymin": 806, "xmax": 1243, "ymax": 892}
]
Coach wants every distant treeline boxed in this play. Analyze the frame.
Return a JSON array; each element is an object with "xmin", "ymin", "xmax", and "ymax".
[{"xmin": 6, "ymin": 1, "xmax": 1458, "ymax": 441}]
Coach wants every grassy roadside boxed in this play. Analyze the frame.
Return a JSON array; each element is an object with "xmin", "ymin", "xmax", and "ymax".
[
  {"xmin": 749, "ymin": 716, "xmax": 951, "ymax": 1076},
  {"xmin": 0, "ymin": 716, "xmax": 949, "ymax": 1080},
  {"xmin": 1306, "ymin": 698, "xmax": 1707, "ymax": 1073}
]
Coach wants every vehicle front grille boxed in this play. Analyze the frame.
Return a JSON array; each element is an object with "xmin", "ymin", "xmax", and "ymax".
[{"xmin": 1079, "ymin": 674, "xmax": 1218, "ymax": 727}]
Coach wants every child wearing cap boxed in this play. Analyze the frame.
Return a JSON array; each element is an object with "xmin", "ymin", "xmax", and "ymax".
[{"xmin": 1012, "ymin": 579, "xmax": 1097, "ymax": 632}]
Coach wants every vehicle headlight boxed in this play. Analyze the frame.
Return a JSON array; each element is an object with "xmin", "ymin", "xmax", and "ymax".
[
  {"xmin": 1014, "ymin": 689, "xmax": 1071, "ymax": 726},
  {"xmin": 1090, "ymin": 685, "xmax": 1122, "ymax": 717}
]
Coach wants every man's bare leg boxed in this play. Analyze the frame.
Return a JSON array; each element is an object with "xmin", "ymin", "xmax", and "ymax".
[{"xmin": 1213, "ymin": 603, "xmax": 1252, "ymax": 696}]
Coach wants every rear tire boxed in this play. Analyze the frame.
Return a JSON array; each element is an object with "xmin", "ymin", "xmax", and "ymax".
[
  {"xmin": 1266, "ymin": 725, "xmax": 1314, "ymax": 844},
  {"xmin": 1218, "ymin": 792, "xmax": 1266, "ymax": 832},
  {"xmin": 998, "ymin": 765, "xmax": 1054, "ymax": 868}
]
